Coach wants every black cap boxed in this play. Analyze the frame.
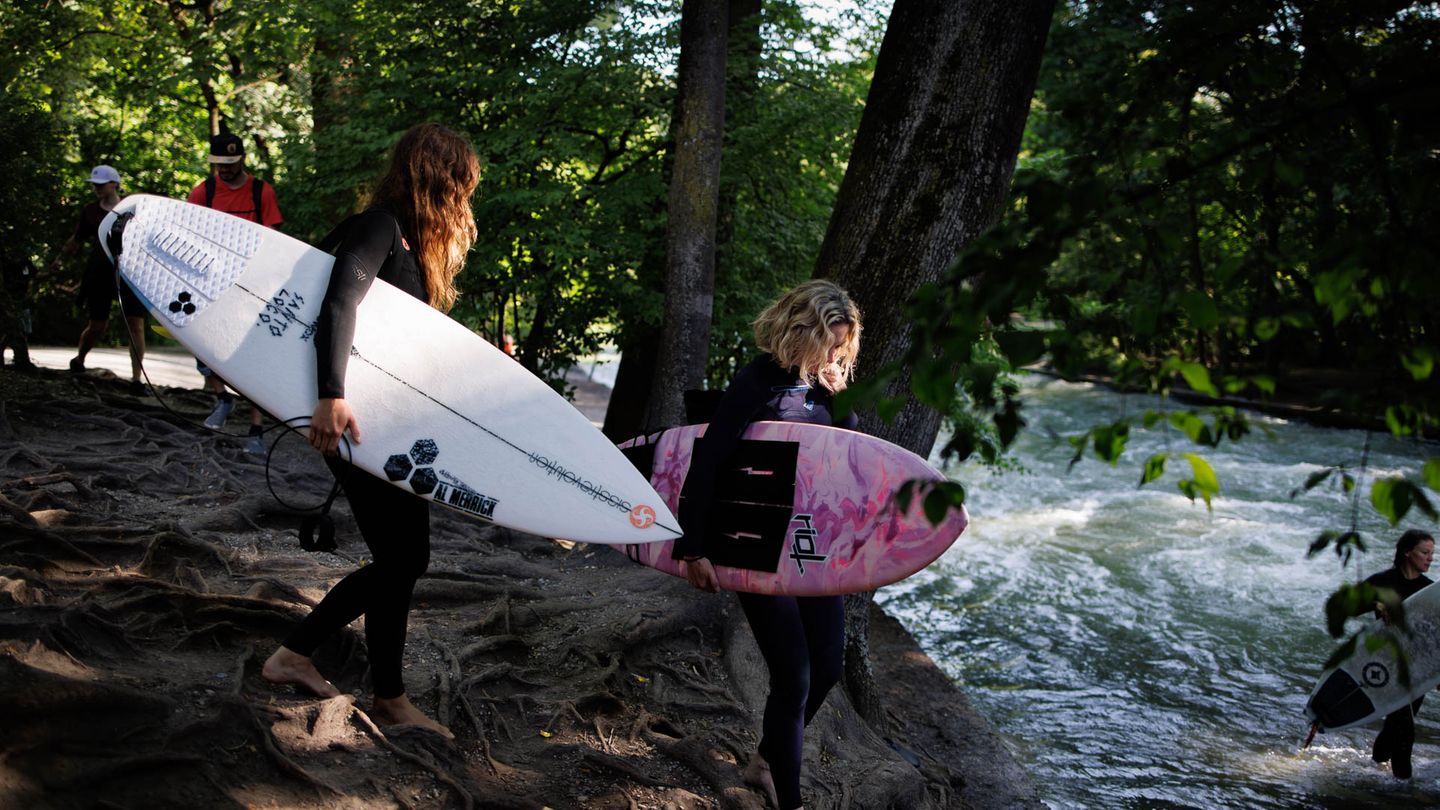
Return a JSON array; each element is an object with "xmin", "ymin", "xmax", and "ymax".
[{"xmin": 208, "ymin": 133, "xmax": 245, "ymax": 164}]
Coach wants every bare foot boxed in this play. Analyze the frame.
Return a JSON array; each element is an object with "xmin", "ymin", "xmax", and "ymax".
[
  {"xmin": 371, "ymin": 694, "xmax": 454, "ymax": 740},
  {"xmin": 743, "ymin": 754, "xmax": 781, "ymax": 809},
  {"xmin": 261, "ymin": 646, "xmax": 340, "ymax": 698}
]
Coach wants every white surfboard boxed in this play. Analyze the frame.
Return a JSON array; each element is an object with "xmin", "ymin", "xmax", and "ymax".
[
  {"xmin": 101, "ymin": 194, "xmax": 679, "ymax": 546},
  {"xmin": 1305, "ymin": 581, "xmax": 1440, "ymax": 731}
]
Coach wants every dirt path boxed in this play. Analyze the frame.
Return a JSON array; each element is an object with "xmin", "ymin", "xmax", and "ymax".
[{"xmin": 0, "ymin": 368, "xmax": 1039, "ymax": 809}]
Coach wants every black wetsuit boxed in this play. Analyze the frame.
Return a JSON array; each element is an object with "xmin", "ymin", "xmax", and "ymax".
[
  {"xmin": 1364, "ymin": 566, "xmax": 1434, "ymax": 779},
  {"xmin": 680, "ymin": 354, "xmax": 857, "ymax": 810},
  {"xmin": 282, "ymin": 208, "xmax": 430, "ymax": 699},
  {"xmin": 72, "ymin": 202, "xmax": 145, "ymax": 320}
]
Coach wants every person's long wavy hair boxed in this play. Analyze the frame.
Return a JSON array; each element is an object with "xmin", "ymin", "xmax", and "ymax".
[
  {"xmin": 753, "ymin": 279, "xmax": 862, "ymax": 392},
  {"xmin": 370, "ymin": 123, "xmax": 479, "ymax": 312}
]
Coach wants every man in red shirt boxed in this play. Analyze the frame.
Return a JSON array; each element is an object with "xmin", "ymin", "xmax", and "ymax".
[{"xmin": 188, "ymin": 133, "xmax": 283, "ymax": 453}]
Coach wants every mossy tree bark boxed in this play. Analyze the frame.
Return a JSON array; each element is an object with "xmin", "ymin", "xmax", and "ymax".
[
  {"xmin": 816, "ymin": 0, "xmax": 1058, "ymax": 726},
  {"xmin": 644, "ymin": 0, "xmax": 729, "ymax": 431},
  {"xmin": 607, "ymin": 0, "xmax": 760, "ymax": 441}
]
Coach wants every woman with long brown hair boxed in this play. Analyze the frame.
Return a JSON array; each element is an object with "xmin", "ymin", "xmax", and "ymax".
[{"xmin": 262, "ymin": 123, "xmax": 479, "ymax": 737}]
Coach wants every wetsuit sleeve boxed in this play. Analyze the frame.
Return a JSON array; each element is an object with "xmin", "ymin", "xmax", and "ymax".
[
  {"xmin": 314, "ymin": 211, "xmax": 395, "ymax": 400},
  {"xmin": 673, "ymin": 361, "xmax": 773, "ymax": 559}
]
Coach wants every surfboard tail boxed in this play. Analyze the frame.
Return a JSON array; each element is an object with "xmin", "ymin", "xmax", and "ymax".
[{"xmin": 1305, "ymin": 668, "xmax": 1376, "ymax": 731}]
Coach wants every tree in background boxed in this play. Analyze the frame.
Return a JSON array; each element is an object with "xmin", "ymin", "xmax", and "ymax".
[
  {"xmin": 3, "ymin": 0, "xmax": 881, "ymax": 387},
  {"xmin": 872, "ymin": 0, "xmax": 1438, "ymax": 492},
  {"xmin": 645, "ymin": 0, "xmax": 728, "ymax": 431},
  {"xmin": 815, "ymin": 0, "xmax": 1059, "ymax": 726},
  {"xmin": 849, "ymin": 0, "xmax": 1439, "ymax": 671}
]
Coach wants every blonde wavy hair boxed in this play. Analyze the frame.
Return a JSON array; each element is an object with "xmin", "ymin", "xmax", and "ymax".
[
  {"xmin": 753, "ymin": 279, "xmax": 862, "ymax": 392},
  {"xmin": 370, "ymin": 123, "xmax": 480, "ymax": 312}
]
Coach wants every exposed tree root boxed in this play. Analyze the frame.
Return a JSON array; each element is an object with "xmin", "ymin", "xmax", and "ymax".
[{"xmin": 1, "ymin": 374, "xmax": 1024, "ymax": 809}]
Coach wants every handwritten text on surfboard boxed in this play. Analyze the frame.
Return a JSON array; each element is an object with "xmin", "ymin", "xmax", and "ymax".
[
  {"xmin": 528, "ymin": 452, "xmax": 634, "ymax": 516},
  {"xmin": 255, "ymin": 287, "xmax": 315, "ymax": 341}
]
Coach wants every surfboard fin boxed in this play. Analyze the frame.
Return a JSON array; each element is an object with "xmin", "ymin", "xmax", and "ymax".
[{"xmin": 298, "ymin": 514, "xmax": 337, "ymax": 553}]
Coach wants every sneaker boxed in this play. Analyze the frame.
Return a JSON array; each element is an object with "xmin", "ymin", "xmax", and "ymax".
[
  {"xmin": 69, "ymin": 357, "xmax": 85, "ymax": 374},
  {"xmin": 204, "ymin": 398, "xmax": 235, "ymax": 429},
  {"xmin": 129, "ymin": 380, "xmax": 148, "ymax": 396},
  {"xmin": 245, "ymin": 433, "xmax": 266, "ymax": 456},
  {"xmin": 9, "ymin": 359, "xmax": 37, "ymax": 375}
]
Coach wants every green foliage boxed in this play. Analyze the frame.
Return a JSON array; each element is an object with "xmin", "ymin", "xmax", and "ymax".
[
  {"xmin": 895, "ymin": 479, "xmax": 968, "ymax": 528},
  {"xmin": 846, "ymin": 0, "xmax": 1439, "ymax": 449},
  {"xmin": 1306, "ymin": 529, "xmax": 1365, "ymax": 565},
  {"xmin": 3, "ymin": 0, "xmax": 884, "ymax": 384},
  {"xmin": 1132, "ymin": 450, "xmax": 1219, "ymax": 509},
  {"xmin": 1319, "ymin": 583, "xmax": 1413, "ymax": 686},
  {"xmin": 1369, "ymin": 475, "xmax": 1438, "ymax": 527},
  {"xmin": 835, "ymin": 6, "xmax": 1436, "ymax": 688}
]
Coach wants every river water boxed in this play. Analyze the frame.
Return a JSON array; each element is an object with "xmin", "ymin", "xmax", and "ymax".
[{"xmin": 879, "ymin": 375, "xmax": 1440, "ymax": 809}]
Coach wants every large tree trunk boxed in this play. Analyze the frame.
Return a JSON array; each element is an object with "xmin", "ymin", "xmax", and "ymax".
[
  {"xmin": 818, "ymin": 0, "xmax": 1057, "ymax": 727},
  {"xmin": 643, "ymin": 0, "xmax": 728, "ymax": 431},
  {"xmin": 714, "ymin": 0, "xmax": 763, "ymax": 276},
  {"xmin": 609, "ymin": 0, "xmax": 759, "ymax": 441}
]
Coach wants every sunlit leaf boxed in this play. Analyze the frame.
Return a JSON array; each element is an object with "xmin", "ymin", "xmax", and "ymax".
[
  {"xmin": 1092, "ymin": 422, "xmax": 1129, "ymax": 465},
  {"xmin": 1424, "ymin": 459, "xmax": 1440, "ymax": 492},
  {"xmin": 1401, "ymin": 347, "xmax": 1435, "ymax": 381},
  {"xmin": 1175, "ymin": 362, "xmax": 1218, "ymax": 397},
  {"xmin": 1139, "ymin": 453, "xmax": 1167, "ymax": 487},
  {"xmin": 1182, "ymin": 453, "xmax": 1219, "ymax": 507},
  {"xmin": 1370, "ymin": 477, "xmax": 1412, "ymax": 526}
]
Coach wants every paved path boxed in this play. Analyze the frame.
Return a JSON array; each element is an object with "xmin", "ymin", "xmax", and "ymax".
[{"xmin": 28, "ymin": 345, "xmax": 206, "ymax": 390}]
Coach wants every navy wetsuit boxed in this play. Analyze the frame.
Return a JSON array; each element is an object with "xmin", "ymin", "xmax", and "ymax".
[
  {"xmin": 282, "ymin": 208, "xmax": 431, "ymax": 699},
  {"xmin": 679, "ymin": 354, "xmax": 857, "ymax": 810},
  {"xmin": 1365, "ymin": 566, "xmax": 1434, "ymax": 779}
]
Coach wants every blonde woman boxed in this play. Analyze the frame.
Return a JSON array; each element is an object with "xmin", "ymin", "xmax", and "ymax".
[
  {"xmin": 677, "ymin": 279, "xmax": 862, "ymax": 809},
  {"xmin": 262, "ymin": 123, "xmax": 479, "ymax": 738}
]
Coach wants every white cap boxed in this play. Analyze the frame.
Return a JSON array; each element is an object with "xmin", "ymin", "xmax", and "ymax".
[{"xmin": 88, "ymin": 165, "xmax": 121, "ymax": 184}]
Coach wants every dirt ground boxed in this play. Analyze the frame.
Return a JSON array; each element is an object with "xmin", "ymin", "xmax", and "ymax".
[{"xmin": 0, "ymin": 365, "xmax": 1040, "ymax": 810}]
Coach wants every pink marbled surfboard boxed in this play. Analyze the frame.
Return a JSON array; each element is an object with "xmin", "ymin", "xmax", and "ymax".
[{"xmin": 616, "ymin": 422, "xmax": 968, "ymax": 596}]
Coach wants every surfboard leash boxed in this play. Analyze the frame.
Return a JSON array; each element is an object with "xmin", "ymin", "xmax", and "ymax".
[{"xmin": 262, "ymin": 416, "xmax": 354, "ymax": 556}]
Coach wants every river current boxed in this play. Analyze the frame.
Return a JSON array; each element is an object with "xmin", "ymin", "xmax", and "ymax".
[{"xmin": 880, "ymin": 375, "xmax": 1440, "ymax": 809}]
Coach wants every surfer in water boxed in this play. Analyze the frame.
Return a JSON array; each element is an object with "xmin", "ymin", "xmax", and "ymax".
[
  {"xmin": 1365, "ymin": 528, "xmax": 1435, "ymax": 779},
  {"xmin": 261, "ymin": 123, "xmax": 480, "ymax": 739},
  {"xmin": 678, "ymin": 279, "xmax": 862, "ymax": 810}
]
